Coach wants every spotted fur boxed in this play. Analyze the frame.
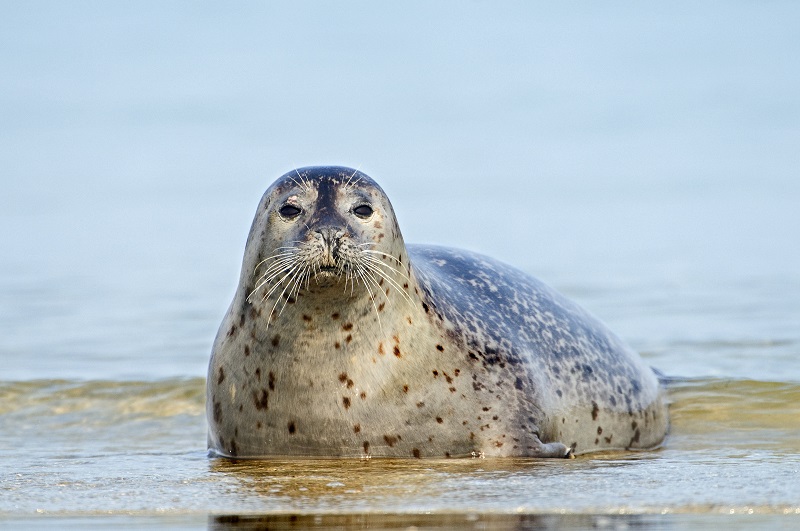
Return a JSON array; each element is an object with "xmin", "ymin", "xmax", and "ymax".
[{"xmin": 206, "ymin": 167, "xmax": 668, "ymax": 458}]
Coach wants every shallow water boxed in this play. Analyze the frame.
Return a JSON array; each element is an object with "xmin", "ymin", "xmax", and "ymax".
[{"xmin": 2, "ymin": 1, "xmax": 800, "ymax": 528}]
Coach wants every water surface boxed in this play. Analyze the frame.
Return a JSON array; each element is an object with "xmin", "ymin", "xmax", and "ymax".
[{"xmin": 1, "ymin": 1, "xmax": 799, "ymax": 528}]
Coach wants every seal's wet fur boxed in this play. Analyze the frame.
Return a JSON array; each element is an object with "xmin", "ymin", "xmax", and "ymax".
[{"xmin": 207, "ymin": 167, "xmax": 668, "ymax": 458}]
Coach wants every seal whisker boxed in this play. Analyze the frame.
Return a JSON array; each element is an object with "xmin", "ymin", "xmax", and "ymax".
[
  {"xmin": 361, "ymin": 255, "xmax": 412, "ymax": 282},
  {"xmin": 253, "ymin": 251, "xmax": 298, "ymax": 273},
  {"xmin": 247, "ymin": 263, "xmax": 294, "ymax": 303},
  {"xmin": 364, "ymin": 255, "xmax": 411, "ymax": 281},
  {"xmin": 259, "ymin": 262, "xmax": 304, "ymax": 304},
  {"xmin": 361, "ymin": 249, "xmax": 405, "ymax": 265},
  {"xmin": 265, "ymin": 264, "xmax": 307, "ymax": 327},
  {"xmin": 250, "ymin": 257, "xmax": 301, "ymax": 294},
  {"xmin": 294, "ymin": 168, "xmax": 313, "ymax": 193},
  {"xmin": 344, "ymin": 166, "xmax": 362, "ymax": 189},
  {"xmin": 289, "ymin": 175, "xmax": 306, "ymax": 192},
  {"xmin": 354, "ymin": 265, "xmax": 383, "ymax": 333},
  {"xmin": 361, "ymin": 263, "xmax": 416, "ymax": 308},
  {"xmin": 257, "ymin": 256, "xmax": 298, "ymax": 275},
  {"xmin": 277, "ymin": 265, "xmax": 307, "ymax": 317}
]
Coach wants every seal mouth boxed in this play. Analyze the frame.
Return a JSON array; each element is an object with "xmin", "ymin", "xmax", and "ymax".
[{"xmin": 319, "ymin": 265, "xmax": 338, "ymax": 273}]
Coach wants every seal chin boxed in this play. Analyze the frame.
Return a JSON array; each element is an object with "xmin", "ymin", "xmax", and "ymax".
[{"xmin": 312, "ymin": 268, "xmax": 343, "ymax": 287}]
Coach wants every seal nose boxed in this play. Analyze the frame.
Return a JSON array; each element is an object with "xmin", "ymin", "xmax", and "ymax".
[{"xmin": 316, "ymin": 227, "xmax": 344, "ymax": 268}]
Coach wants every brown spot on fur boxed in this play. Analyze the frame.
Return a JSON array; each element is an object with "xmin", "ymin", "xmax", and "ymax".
[
  {"xmin": 449, "ymin": 387, "xmax": 456, "ymax": 393},
  {"xmin": 378, "ymin": 343, "xmax": 385, "ymax": 355},
  {"xmin": 422, "ymin": 302, "xmax": 429, "ymax": 313},
  {"xmin": 445, "ymin": 452, "xmax": 451, "ymax": 458},
  {"xmin": 244, "ymin": 345, "xmax": 250, "ymax": 356},
  {"xmin": 597, "ymin": 426, "xmax": 603, "ymax": 435},
  {"xmin": 432, "ymin": 370, "xmax": 439, "ymax": 378},
  {"xmin": 255, "ymin": 368, "xmax": 261, "ymax": 381},
  {"xmin": 239, "ymin": 313, "xmax": 246, "ymax": 327},
  {"xmin": 342, "ymin": 397, "xmax": 351, "ymax": 409},
  {"xmin": 227, "ymin": 325, "xmax": 236, "ymax": 337},
  {"xmin": 331, "ymin": 313, "xmax": 340, "ymax": 320},
  {"xmin": 353, "ymin": 424, "xmax": 361, "ymax": 433},
  {"xmin": 591, "ymin": 401, "xmax": 599, "ymax": 420},
  {"xmin": 402, "ymin": 385, "xmax": 409, "ymax": 393},
  {"xmin": 605, "ymin": 435, "xmax": 613, "ymax": 443},
  {"xmin": 416, "ymin": 401, "xmax": 425, "ymax": 408},
  {"xmin": 378, "ymin": 302, "xmax": 385, "ymax": 312},
  {"xmin": 253, "ymin": 390, "xmax": 269, "ymax": 410},
  {"xmin": 271, "ymin": 335, "xmax": 280, "ymax": 347},
  {"xmin": 217, "ymin": 367, "xmax": 225, "ymax": 384},
  {"xmin": 436, "ymin": 344, "xmax": 444, "ymax": 352},
  {"xmin": 412, "ymin": 448, "xmax": 420, "ymax": 458},
  {"xmin": 393, "ymin": 346, "xmax": 401, "ymax": 357},
  {"xmin": 436, "ymin": 417, "xmax": 443, "ymax": 424},
  {"xmin": 339, "ymin": 372, "xmax": 348, "ymax": 383},
  {"xmin": 268, "ymin": 371, "xmax": 275, "ymax": 391},
  {"xmin": 346, "ymin": 334, "xmax": 353, "ymax": 344},
  {"xmin": 347, "ymin": 379, "xmax": 354, "ymax": 388},
  {"xmin": 383, "ymin": 435, "xmax": 397, "ymax": 447},
  {"xmin": 213, "ymin": 402, "xmax": 222, "ymax": 423},
  {"xmin": 342, "ymin": 322, "xmax": 353, "ymax": 331},
  {"xmin": 288, "ymin": 421, "xmax": 296, "ymax": 434},
  {"xmin": 302, "ymin": 314, "xmax": 312, "ymax": 321},
  {"xmin": 360, "ymin": 392, "xmax": 366, "ymax": 399},
  {"xmin": 363, "ymin": 441, "xmax": 370, "ymax": 453},
  {"xmin": 334, "ymin": 342, "xmax": 341, "ymax": 349}
]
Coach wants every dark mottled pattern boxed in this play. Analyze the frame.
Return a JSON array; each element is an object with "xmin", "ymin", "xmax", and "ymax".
[{"xmin": 411, "ymin": 245, "xmax": 648, "ymax": 404}]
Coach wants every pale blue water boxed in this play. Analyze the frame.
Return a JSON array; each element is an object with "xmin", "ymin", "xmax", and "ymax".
[{"xmin": 1, "ymin": 1, "xmax": 799, "ymax": 528}]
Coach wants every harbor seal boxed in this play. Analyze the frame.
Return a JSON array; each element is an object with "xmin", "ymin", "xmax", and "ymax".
[{"xmin": 207, "ymin": 166, "xmax": 668, "ymax": 458}]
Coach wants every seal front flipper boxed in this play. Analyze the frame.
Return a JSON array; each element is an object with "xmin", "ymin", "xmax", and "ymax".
[{"xmin": 525, "ymin": 436, "xmax": 573, "ymax": 459}]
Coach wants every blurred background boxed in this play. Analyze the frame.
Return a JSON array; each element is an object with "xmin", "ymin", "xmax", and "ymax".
[
  {"xmin": 1, "ymin": 1, "xmax": 798, "ymax": 381},
  {"xmin": 2, "ymin": 1, "xmax": 800, "ymax": 521}
]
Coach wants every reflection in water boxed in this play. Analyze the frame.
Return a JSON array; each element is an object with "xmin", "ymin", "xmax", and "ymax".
[
  {"xmin": 209, "ymin": 457, "xmax": 556, "ymax": 502},
  {"xmin": 209, "ymin": 513, "xmax": 660, "ymax": 530}
]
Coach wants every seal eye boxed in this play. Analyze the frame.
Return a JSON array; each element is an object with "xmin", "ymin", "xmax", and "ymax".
[
  {"xmin": 279, "ymin": 204, "xmax": 302, "ymax": 219},
  {"xmin": 353, "ymin": 205, "xmax": 373, "ymax": 218}
]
